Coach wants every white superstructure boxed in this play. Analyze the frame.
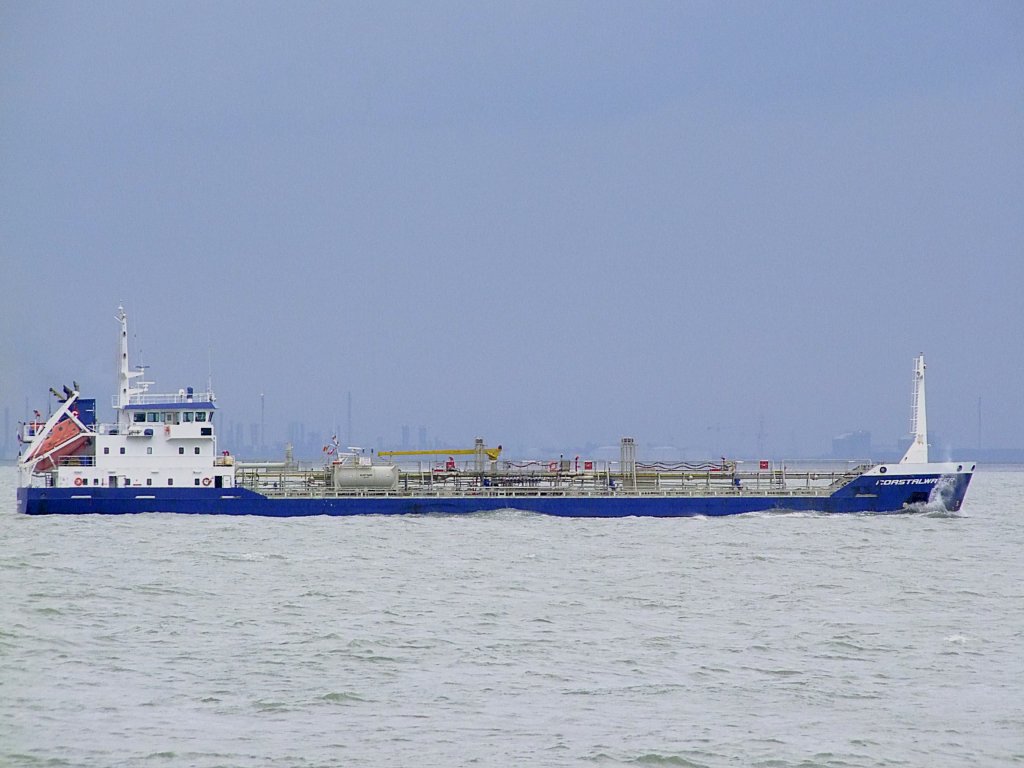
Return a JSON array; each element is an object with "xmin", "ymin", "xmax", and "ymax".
[{"xmin": 18, "ymin": 307, "xmax": 234, "ymax": 491}]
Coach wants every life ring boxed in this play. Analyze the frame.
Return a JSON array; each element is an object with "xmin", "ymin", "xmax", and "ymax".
[
  {"xmin": 202, "ymin": 477, "xmax": 212, "ymax": 486},
  {"xmin": 74, "ymin": 477, "xmax": 84, "ymax": 486}
]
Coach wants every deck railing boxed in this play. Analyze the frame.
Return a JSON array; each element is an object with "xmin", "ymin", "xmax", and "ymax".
[
  {"xmin": 110, "ymin": 391, "xmax": 215, "ymax": 408},
  {"xmin": 233, "ymin": 462, "xmax": 869, "ymax": 500},
  {"xmin": 58, "ymin": 455, "xmax": 96, "ymax": 467}
]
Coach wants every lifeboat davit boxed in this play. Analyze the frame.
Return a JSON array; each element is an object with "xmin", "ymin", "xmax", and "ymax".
[{"xmin": 25, "ymin": 418, "xmax": 89, "ymax": 469}]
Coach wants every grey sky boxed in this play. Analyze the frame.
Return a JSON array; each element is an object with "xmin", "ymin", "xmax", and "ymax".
[{"xmin": 2, "ymin": 1, "xmax": 1022, "ymax": 458}]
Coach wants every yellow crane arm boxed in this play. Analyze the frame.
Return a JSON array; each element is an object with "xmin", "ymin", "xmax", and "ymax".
[{"xmin": 379, "ymin": 446, "xmax": 502, "ymax": 461}]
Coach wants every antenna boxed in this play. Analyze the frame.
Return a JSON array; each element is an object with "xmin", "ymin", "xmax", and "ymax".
[{"xmin": 116, "ymin": 305, "xmax": 146, "ymax": 415}]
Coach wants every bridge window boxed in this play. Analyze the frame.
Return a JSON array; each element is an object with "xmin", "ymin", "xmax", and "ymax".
[
  {"xmin": 195, "ymin": 412, "xmax": 207, "ymax": 423},
  {"xmin": 183, "ymin": 412, "xmax": 194, "ymax": 423},
  {"xmin": 147, "ymin": 412, "xmax": 160, "ymax": 423},
  {"xmin": 134, "ymin": 413, "xmax": 146, "ymax": 423}
]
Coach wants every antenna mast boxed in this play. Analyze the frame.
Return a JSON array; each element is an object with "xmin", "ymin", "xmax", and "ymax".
[{"xmin": 116, "ymin": 307, "xmax": 147, "ymax": 417}]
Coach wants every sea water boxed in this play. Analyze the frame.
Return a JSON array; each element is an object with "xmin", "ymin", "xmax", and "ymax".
[{"xmin": 1, "ymin": 465, "xmax": 1022, "ymax": 767}]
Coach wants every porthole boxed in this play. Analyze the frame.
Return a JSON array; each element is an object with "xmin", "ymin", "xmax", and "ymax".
[{"xmin": 879, "ymin": 466, "xmax": 887, "ymax": 474}]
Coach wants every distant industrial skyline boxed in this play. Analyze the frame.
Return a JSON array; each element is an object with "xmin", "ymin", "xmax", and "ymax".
[{"xmin": 6, "ymin": 401, "xmax": 1019, "ymax": 465}]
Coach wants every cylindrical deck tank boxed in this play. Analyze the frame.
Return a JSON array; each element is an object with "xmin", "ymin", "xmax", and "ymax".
[{"xmin": 332, "ymin": 461, "xmax": 399, "ymax": 490}]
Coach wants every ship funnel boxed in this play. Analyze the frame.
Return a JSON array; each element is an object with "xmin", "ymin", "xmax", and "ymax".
[{"xmin": 899, "ymin": 354, "xmax": 928, "ymax": 464}]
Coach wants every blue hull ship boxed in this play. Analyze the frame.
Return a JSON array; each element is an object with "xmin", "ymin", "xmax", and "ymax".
[{"xmin": 17, "ymin": 309, "xmax": 974, "ymax": 518}]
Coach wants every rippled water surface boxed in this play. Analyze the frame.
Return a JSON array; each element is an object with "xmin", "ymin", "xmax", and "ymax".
[{"xmin": 2, "ymin": 466, "xmax": 1022, "ymax": 767}]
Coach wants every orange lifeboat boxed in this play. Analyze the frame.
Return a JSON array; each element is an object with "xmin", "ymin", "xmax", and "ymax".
[{"xmin": 25, "ymin": 419, "xmax": 90, "ymax": 469}]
